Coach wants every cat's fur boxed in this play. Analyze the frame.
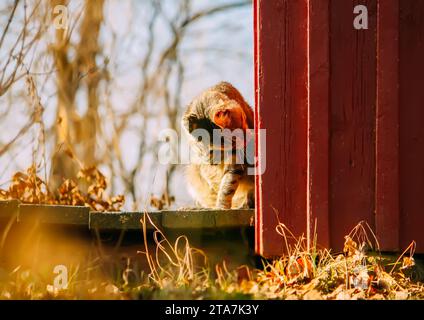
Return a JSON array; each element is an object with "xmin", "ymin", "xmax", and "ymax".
[{"xmin": 182, "ymin": 82, "xmax": 255, "ymax": 209}]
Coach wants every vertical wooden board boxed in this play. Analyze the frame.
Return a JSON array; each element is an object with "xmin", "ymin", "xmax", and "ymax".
[
  {"xmin": 375, "ymin": 0, "xmax": 400, "ymax": 251},
  {"xmin": 399, "ymin": 0, "xmax": 424, "ymax": 253},
  {"xmin": 308, "ymin": 0, "xmax": 330, "ymax": 249},
  {"xmin": 256, "ymin": 0, "xmax": 309, "ymax": 256},
  {"xmin": 329, "ymin": 0, "xmax": 377, "ymax": 250},
  {"xmin": 253, "ymin": 0, "xmax": 262, "ymax": 256}
]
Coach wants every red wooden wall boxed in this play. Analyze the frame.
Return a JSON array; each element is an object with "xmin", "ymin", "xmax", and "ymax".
[{"xmin": 254, "ymin": 0, "xmax": 424, "ymax": 257}]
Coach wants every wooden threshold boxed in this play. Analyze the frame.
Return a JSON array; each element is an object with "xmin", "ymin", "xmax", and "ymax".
[{"xmin": 0, "ymin": 201, "xmax": 254, "ymax": 230}]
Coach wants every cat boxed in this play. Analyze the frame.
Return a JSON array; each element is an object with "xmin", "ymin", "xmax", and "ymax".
[{"xmin": 182, "ymin": 82, "xmax": 255, "ymax": 209}]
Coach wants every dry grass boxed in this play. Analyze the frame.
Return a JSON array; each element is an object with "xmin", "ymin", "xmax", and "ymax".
[
  {"xmin": 250, "ymin": 222, "xmax": 424, "ymax": 300},
  {"xmin": 130, "ymin": 218, "xmax": 424, "ymax": 300},
  {"xmin": 0, "ymin": 210, "xmax": 423, "ymax": 300}
]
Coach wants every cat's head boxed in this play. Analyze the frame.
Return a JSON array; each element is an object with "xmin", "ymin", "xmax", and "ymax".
[
  {"xmin": 182, "ymin": 83, "xmax": 254, "ymax": 163},
  {"xmin": 183, "ymin": 99, "xmax": 250, "ymax": 153}
]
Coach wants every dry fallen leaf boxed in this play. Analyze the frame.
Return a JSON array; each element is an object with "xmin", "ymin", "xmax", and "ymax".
[
  {"xmin": 344, "ymin": 236, "xmax": 359, "ymax": 258},
  {"xmin": 303, "ymin": 289, "xmax": 323, "ymax": 300},
  {"xmin": 401, "ymin": 257, "xmax": 415, "ymax": 270},
  {"xmin": 0, "ymin": 165, "xmax": 125, "ymax": 212}
]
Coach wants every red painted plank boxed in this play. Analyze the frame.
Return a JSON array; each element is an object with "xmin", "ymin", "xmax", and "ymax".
[
  {"xmin": 329, "ymin": 0, "xmax": 377, "ymax": 251},
  {"xmin": 308, "ymin": 0, "xmax": 330, "ymax": 249},
  {"xmin": 253, "ymin": 0, "xmax": 262, "ymax": 255},
  {"xmin": 375, "ymin": 0, "xmax": 400, "ymax": 252},
  {"xmin": 256, "ymin": 0, "xmax": 309, "ymax": 257},
  {"xmin": 399, "ymin": 0, "xmax": 424, "ymax": 253}
]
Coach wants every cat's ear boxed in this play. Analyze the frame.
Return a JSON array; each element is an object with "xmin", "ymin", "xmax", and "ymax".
[
  {"xmin": 182, "ymin": 113, "xmax": 199, "ymax": 134},
  {"xmin": 213, "ymin": 109, "xmax": 231, "ymax": 128},
  {"xmin": 242, "ymin": 102, "xmax": 254, "ymax": 129},
  {"xmin": 212, "ymin": 105, "xmax": 247, "ymax": 130}
]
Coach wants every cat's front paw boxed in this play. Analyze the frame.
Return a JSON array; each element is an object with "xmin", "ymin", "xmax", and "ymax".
[
  {"xmin": 177, "ymin": 206, "xmax": 201, "ymax": 211},
  {"xmin": 215, "ymin": 201, "xmax": 232, "ymax": 210}
]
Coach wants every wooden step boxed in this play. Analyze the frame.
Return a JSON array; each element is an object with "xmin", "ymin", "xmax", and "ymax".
[{"xmin": 0, "ymin": 201, "xmax": 254, "ymax": 230}]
